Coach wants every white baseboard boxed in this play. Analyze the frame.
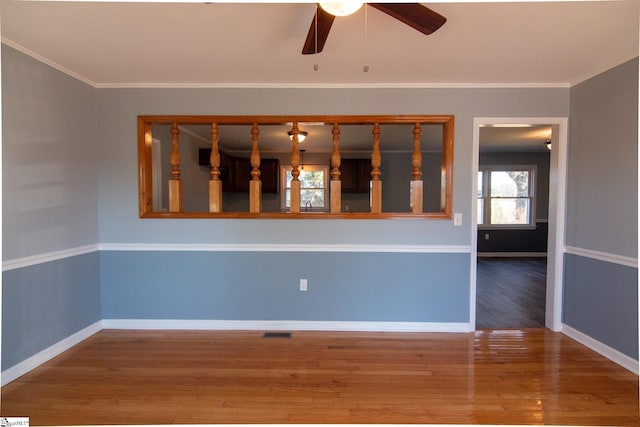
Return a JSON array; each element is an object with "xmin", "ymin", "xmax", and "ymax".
[
  {"xmin": 1, "ymin": 320, "xmax": 103, "ymax": 386},
  {"xmin": 102, "ymin": 319, "xmax": 473, "ymax": 333},
  {"xmin": 562, "ymin": 324, "xmax": 639, "ymax": 375},
  {"xmin": 2, "ymin": 319, "xmax": 470, "ymax": 385},
  {"xmin": 477, "ymin": 252, "xmax": 547, "ymax": 258},
  {"xmin": 4, "ymin": 320, "xmax": 635, "ymax": 386}
]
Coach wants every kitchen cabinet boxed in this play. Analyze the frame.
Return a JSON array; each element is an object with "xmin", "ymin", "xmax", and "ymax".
[
  {"xmin": 341, "ymin": 159, "xmax": 372, "ymax": 193},
  {"xmin": 199, "ymin": 149, "xmax": 278, "ymax": 193}
]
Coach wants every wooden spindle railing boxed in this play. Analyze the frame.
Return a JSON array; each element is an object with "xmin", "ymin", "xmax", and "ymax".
[
  {"xmin": 370, "ymin": 123, "xmax": 382, "ymax": 213},
  {"xmin": 138, "ymin": 115, "xmax": 455, "ymax": 219},
  {"xmin": 289, "ymin": 123, "xmax": 301, "ymax": 213},
  {"xmin": 209, "ymin": 123, "xmax": 222, "ymax": 213},
  {"xmin": 330, "ymin": 123, "xmax": 342, "ymax": 213},
  {"xmin": 168, "ymin": 123, "xmax": 183, "ymax": 212},
  {"xmin": 250, "ymin": 123, "xmax": 262, "ymax": 213},
  {"xmin": 410, "ymin": 123, "xmax": 423, "ymax": 213}
]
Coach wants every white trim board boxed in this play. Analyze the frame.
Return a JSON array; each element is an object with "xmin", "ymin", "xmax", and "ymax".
[
  {"xmin": 565, "ymin": 245, "xmax": 638, "ymax": 268},
  {"xmin": 562, "ymin": 324, "xmax": 639, "ymax": 375},
  {"xmin": 2, "ymin": 37, "xmax": 573, "ymax": 90},
  {"xmin": 477, "ymin": 252, "xmax": 547, "ymax": 258},
  {"xmin": 101, "ymin": 319, "xmax": 473, "ymax": 333},
  {"xmin": 1, "ymin": 321, "xmax": 103, "ymax": 386},
  {"xmin": 4, "ymin": 320, "xmax": 637, "ymax": 386},
  {"xmin": 2, "ymin": 243, "xmax": 471, "ymax": 271},
  {"xmin": 95, "ymin": 82, "xmax": 572, "ymax": 89},
  {"xmin": 2, "ymin": 319, "xmax": 471, "ymax": 385},
  {"xmin": 2, "ymin": 244, "xmax": 99, "ymax": 271},
  {"xmin": 1, "ymin": 38, "xmax": 97, "ymax": 87},
  {"xmin": 17, "ymin": 243, "xmax": 635, "ymax": 271},
  {"xmin": 99, "ymin": 243, "xmax": 473, "ymax": 253},
  {"xmin": 1, "ymin": 319, "xmax": 470, "ymax": 384}
]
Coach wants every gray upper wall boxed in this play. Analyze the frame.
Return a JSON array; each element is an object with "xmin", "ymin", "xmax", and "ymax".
[
  {"xmin": 567, "ymin": 58, "xmax": 638, "ymax": 258},
  {"xmin": 96, "ymin": 87, "xmax": 569, "ymax": 246},
  {"xmin": 2, "ymin": 45, "xmax": 99, "ymax": 260},
  {"xmin": 9, "ymin": 43, "xmax": 637, "ymax": 254}
]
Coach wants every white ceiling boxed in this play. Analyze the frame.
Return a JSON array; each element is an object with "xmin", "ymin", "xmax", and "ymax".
[
  {"xmin": 1, "ymin": 1, "xmax": 638, "ymax": 87},
  {"xmin": 479, "ymin": 125, "xmax": 552, "ymax": 153},
  {"xmin": 1, "ymin": 1, "xmax": 636, "ymax": 153}
]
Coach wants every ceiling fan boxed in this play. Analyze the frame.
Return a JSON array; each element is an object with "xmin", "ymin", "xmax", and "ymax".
[{"xmin": 302, "ymin": 2, "xmax": 447, "ymax": 55}]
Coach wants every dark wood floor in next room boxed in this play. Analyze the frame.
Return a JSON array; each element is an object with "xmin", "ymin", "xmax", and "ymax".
[{"xmin": 476, "ymin": 257, "xmax": 547, "ymax": 329}]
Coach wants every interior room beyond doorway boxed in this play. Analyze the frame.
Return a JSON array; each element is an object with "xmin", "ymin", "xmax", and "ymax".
[{"xmin": 475, "ymin": 123, "xmax": 553, "ymax": 329}]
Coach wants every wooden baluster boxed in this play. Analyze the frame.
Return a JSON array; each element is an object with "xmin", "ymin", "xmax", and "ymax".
[
  {"xmin": 370, "ymin": 123, "xmax": 382, "ymax": 213},
  {"xmin": 208, "ymin": 123, "xmax": 222, "ymax": 213},
  {"xmin": 410, "ymin": 123, "xmax": 423, "ymax": 213},
  {"xmin": 330, "ymin": 123, "xmax": 342, "ymax": 213},
  {"xmin": 249, "ymin": 123, "xmax": 262, "ymax": 213},
  {"xmin": 139, "ymin": 122, "xmax": 154, "ymax": 216},
  {"xmin": 168, "ymin": 123, "xmax": 183, "ymax": 212},
  {"xmin": 289, "ymin": 123, "xmax": 301, "ymax": 213}
]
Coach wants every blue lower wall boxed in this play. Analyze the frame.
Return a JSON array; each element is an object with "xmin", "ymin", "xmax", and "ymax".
[
  {"xmin": 563, "ymin": 253, "xmax": 638, "ymax": 359},
  {"xmin": 100, "ymin": 251, "xmax": 470, "ymax": 323},
  {"xmin": 2, "ymin": 252, "xmax": 101, "ymax": 370},
  {"xmin": 5, "ymin": 249, "xmax": 637, "ymax": 374}
]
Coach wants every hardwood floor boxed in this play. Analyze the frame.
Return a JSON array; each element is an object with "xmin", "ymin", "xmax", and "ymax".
[
  {"xmin": 2, "ymin": 329, "xmax": 638, "ymax": 426},
  {"xmin": 476, "ymin": 257, "xmax": 547, "ymax": 329}
]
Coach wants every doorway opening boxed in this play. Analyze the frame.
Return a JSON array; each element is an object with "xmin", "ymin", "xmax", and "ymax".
[{"xmin": 470, "ymin": 118, "xmax": 568, "ymax": 332}]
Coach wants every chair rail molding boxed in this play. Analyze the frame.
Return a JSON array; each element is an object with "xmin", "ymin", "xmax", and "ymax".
[
  {"xmin": 2, "ymin": 244, "xmax": 99, "ymax": 271},
  {"xmin": 564, "ymin": 245, "xmax": 638, "ymax": 268}
]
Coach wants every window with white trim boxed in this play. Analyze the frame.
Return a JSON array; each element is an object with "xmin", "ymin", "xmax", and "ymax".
[
  {"xmin": 477, "ymin": 165, "xmax": 536, "ymax": 227},
  {"xmin": 280, "ymin": 165, "xmax": 329, "ymax": 211}
]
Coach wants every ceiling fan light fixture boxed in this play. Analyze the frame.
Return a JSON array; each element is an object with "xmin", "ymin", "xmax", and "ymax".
[{"xmin": 319, "ymin": 1, "xmax": 364, "ymax": 17}]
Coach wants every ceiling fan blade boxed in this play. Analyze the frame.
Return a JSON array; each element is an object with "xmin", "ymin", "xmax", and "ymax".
[
  {"xmin": 369, "ymin": 3, "xmax": 446, "ymax": 35},
  {"xmin": 302, "ymin": 5, "xmax": 336, "ymax": 55}
]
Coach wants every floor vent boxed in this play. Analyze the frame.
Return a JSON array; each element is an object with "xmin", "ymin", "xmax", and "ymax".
[{"xmin": 263, "ymin": 332, "xmax": 292, "ymax": 338}]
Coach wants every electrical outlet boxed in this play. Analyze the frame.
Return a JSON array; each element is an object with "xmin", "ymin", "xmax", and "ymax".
[
  {"xmin": 485, "ymin": 233, "xmax": 490, "ymax": 240},
  {"xmin": 454, "ymin": 213, "xmax": 462, "ymax": 226},
  {"xmin": 300, "ymin": 279, "xmax": 308, "ymax": 292}
]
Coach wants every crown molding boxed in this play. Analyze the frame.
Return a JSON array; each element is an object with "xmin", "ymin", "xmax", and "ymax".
[
  {"xmin": 569, "ymin": 54, "xmax": 639, "ymax": 87},
  {"xmin": 2, "ymin": 37, "xmax": 97, "ymax": 87},
  {"xmin": 3, "ymin": 39, "xmax": 571, "ymax": 89},
  {"xmin": 93, "ymin": 82, "xmax": 571, "ymax": 89}
]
